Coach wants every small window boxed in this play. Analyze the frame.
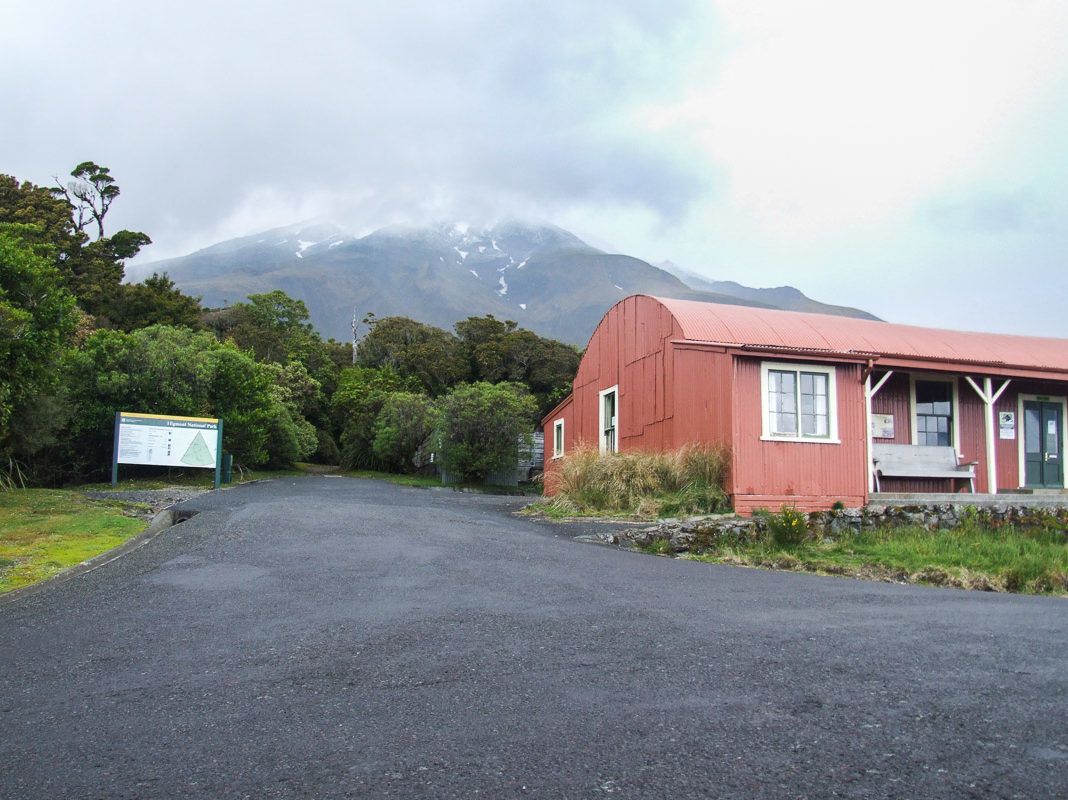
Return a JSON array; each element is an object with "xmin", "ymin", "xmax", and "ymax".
[
  {"xmin": 553, "ymin": 419, "xmax": 564, "ymax": 458},
  {"xmin": 598, "ymin": 386, "xmax": 618, "ymax": 454},
  {"xmin": 760, "ymin": 362, "xmax": 838, "ymax": 442},
  {"xmin": 915, "ymin": 380, "xmax": 953, "ymax": 446}
]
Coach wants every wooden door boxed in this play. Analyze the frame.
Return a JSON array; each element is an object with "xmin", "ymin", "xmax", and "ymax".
[{"xmin": 1024, "ymin": 400, "xmax": 1063, "ymax": 488}]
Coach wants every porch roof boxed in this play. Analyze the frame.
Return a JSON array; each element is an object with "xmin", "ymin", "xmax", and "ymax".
[{"xmin": 652, "ymin": 296, "xmax": 1068, "ymax": 379}]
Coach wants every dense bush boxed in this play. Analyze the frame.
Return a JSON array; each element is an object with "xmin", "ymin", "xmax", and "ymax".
[
  {"xmin": 371, "ymin": 393, "xmax": 440, "ymax": 473},
  {"xmin": 334, "ymin": 366, "xmax": 420, "ymax": 470},
  {"xmin": 57, "ymin": 325, "xmax": 314, "ymax": 478},
  {"xmin": 435, "ymin": 382, "xmax": 538, "ymax": 483},
  {"xmin": 0, "ymin": 230, "xmax": 79, "ymax": 472}
]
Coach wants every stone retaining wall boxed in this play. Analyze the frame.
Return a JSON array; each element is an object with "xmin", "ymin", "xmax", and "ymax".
[{"xmin": 601, "ymin": 503, "xmax": 1068, "ymax": 554}]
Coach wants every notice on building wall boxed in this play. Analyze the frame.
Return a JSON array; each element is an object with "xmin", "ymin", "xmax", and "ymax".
[
  {"xmin": 999, "ymin": 411, "xmax": 1015, "ymax": 440},
  {"xmin": 115, "ymin": 412, "xmax": 221, "ymax": 468},
  {"xmin": 871, "ymin": 413, "xmax": 895, "ymax": 439}
]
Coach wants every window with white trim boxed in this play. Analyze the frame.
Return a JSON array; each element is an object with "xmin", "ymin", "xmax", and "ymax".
[
  {"xmin": 598, "ymin": 385, "xmax": 618, "ymax": 454},
  {"xmin": 760, "ymin": 362, "xmax": 838, "ymax": 442},
  {"xmin": 553, "ymin": 418, "xmax": 564, "ymax": 458}
]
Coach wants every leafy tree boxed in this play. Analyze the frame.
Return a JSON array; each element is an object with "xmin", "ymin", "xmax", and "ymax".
[
  {"xmin": 58, "ymin": 325, "xmax": 314, "ymax": 477},
  {"xmin": 333, "ymin": 366, "xmax": 419, "ymax": 470},
  {"xmin": 355, "ymin": 316, "xmax": 465, "ymax": 396},
  {"xmin": 53, "ymin": 161, "xmax": 119, "ymax": 239},
  {"xmin": 454, "ymin": 314, "xmax": 580, "ymax": 418},
  {"xmin": 0, "ymin": 175, "xmax": 82, "ymax": 261},
  {"xmin": 0, "ymin": 229, "xmax": 79, "ymax": 467},
  {"xmin": 371, "ymin": 393, "xmax": 440, "ymax": 473},
  {"xmin": 214, "ymin": 290, "xmax": 316, "ymax": 363},
  {"xmin": 206, "ymin": 290, "xmax": 343, "ymax": 458},
  {"xmin": 107, "ymin": 272, "xmax": 203, "ymax": 332},
  {"xmin": 436, "ymin": 382, "xmax": 538, "ymax": 483},
  {"xmin": 1, "ymin": 166, "xmax": 152, "ymax": 326}
]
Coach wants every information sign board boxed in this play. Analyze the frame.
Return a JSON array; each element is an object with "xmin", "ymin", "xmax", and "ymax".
[{"xmin": 112, "ymin": 412, "xmax": 223, "ymax": 487}]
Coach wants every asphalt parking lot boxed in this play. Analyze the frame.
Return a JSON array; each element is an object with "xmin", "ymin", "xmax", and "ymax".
[{"xmin": 1, "ymin": 476, "xmax": 1065, "ymax": 799}]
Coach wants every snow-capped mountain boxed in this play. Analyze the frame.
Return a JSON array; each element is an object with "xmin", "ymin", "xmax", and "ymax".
[{"xmin": 133, "ymin": 220, "xmax": 876, "ymax": 345}]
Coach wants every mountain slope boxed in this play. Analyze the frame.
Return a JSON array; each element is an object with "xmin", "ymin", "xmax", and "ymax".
[{"xmin": 134, "ymin": 220, "xmax": 875, "ymax": 346}]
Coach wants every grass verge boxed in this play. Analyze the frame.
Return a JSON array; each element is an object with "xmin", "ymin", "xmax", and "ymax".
[
  {"xmin": 0, "ymin": 489, "xmax": 149, "ymax": 594},
  {"xmin": 684, "ymin": 516, "xmax": 1068, "ymax": 595}
]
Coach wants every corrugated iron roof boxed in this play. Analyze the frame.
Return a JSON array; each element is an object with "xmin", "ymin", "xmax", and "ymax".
[{"xmin": 650, "ymin": 296, "xmax": 1068, "ymax": 373}]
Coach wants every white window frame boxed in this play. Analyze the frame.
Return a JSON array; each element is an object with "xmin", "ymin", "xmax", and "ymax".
[
  {"xmin": 909, "ymin": 375, "xmax": 960, "ymax": 449},
  {"xmin": 598, "ymin": 385, "xmax": 619, "ymax": 455},
  {"xmin": 760, "ymin": 362, "xmax": 839, "ymax": 443},
  {"xmin": 552, "ymin": 418, "xmax": 565, "ymax": 459}
]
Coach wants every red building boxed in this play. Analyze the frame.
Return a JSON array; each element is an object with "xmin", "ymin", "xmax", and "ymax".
[{"xmin": 542, "ymin": 295, "xmax": 1068, "ymax": 513}]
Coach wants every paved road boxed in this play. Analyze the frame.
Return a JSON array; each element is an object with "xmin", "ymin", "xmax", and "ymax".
[{"xmin": 1, "ymin": 477, "xmax": 1065, "ymax": 799}]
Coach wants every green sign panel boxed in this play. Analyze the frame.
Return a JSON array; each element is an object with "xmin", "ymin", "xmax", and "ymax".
[{"xmin": 112, "ymin": 412, "xmax": 224, "ymax": 488}]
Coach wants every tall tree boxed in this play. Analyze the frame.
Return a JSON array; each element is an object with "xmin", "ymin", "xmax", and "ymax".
[
  {"xmin": 53, "ymin": 161, "xmax": 119, "ymax": 239},
  {"xmin": 107, "ymin": 272, "xmax": 203, "ymax": 332},
  {"xmin": 1, "ymin": 166, "xmax": 152, "ymax": 325},
  {"xmin": 0, "ymin": 228, "xmax": 79, "ymax": 466},
  {"xmin": 355, "ymin": 316, "xmax": 465, "ymax": 396}
]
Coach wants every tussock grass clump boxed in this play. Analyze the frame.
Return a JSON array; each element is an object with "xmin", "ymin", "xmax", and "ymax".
[{"xmin": 545, "ymin": 442, "xmax": 730, "ymax": 517}]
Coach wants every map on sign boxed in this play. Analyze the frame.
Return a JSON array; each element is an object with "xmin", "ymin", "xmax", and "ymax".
[{"xmin": 115, "ymin": 413, "xmax": 220, "ymax": 468}]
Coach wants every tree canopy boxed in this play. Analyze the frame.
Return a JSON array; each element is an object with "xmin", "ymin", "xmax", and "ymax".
[{"xmin": 0, "ymin": 228, "xmax": 79, "ymax": 461}]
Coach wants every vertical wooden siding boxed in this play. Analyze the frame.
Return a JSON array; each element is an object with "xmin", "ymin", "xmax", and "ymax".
[
  {"xmin": 565, "ymin": 295, "xmax": 685, "ymax": 454},
  {"xmin": 540, "ymin": 395, "xmax": 573, "ymax": 495},
  {"xmin": 870, "ymin": 372, "xmax": 911, "ymax": 445},
  {"xmin": 731, "ymin": 358, "xmax": 868, "ymax": 512}
]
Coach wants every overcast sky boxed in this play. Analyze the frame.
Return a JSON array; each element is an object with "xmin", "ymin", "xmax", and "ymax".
[{"xmin": 4, "ymin": 0, "xmax": 1068, "ymax": 336}]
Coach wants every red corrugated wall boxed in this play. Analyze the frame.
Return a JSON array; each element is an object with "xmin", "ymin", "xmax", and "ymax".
[
  {"xmin": 542, "ymin": 296, "xmax": 686, "ymax": 494},
  {"xmin": 730, "ymin": 357, "xmax": 868, "ymax": 513}
]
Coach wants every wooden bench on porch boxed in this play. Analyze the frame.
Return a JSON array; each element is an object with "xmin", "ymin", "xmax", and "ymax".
[{"xmin": 872, "ymin": 444, "xmax": 978, "ymax": 493}]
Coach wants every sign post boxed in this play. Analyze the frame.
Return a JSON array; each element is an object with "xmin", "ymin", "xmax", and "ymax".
[{"xmin": 112, "ymin": 412, "xmax": 224, "ymax": 489}]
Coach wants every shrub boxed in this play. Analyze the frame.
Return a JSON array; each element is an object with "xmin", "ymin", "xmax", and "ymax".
[
  {"xmin": 371, "ymin": 393, "xmax": 439, "ymax": 473},
  {"xmin": 436, "ymin": 382, "xmax": 538, "ymax": 482},
  {"xmin": 765, "ymin": 505, "xmax": 810, "ymax": 549}
]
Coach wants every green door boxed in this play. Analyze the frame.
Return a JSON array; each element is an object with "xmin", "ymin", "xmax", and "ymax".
[{"xmin": 1024, "ymin": 401, "xmax": 1064, "ymax": 488}]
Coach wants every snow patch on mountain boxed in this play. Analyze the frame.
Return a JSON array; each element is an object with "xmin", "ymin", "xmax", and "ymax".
[{"xmin": 497, "ymin": 276, "xmax": 508, "ymax": 296}]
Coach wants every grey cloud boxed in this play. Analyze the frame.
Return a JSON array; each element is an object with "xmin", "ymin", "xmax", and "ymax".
[{"xmin": 3, "ymin": 0, "xmax": 717, "ymax": 259}]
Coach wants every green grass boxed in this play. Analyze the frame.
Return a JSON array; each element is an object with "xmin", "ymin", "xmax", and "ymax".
[
  {"xmin": 343, "ymin": 469, "xmax": 444, "ymax": 487},
  {"xmin": 0, "ymin": 489, "xmax": 149, "ymax": 593},
  {"xmin": 689, "ymin": 518, "xmax": 1068, "ymax": 595}
]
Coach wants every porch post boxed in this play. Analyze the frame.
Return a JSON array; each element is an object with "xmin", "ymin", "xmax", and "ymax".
[
  {"xmin": 865, "ymin": 373, "xmax": 874, "ymax": 493},
  {"xmin": 983, "ymin": 377, "xmax": 997, "ymax": 494},
  {"xmin": 865, "ymin": 369, "xmax": 894, "ymax": 493},
  {"xmin": 862, "ymin": 367, "xmax": 897, "ymax": 493},
  {"xmin": 964, "ymin": 376, "xmax": 1011, "ymax": 494}
]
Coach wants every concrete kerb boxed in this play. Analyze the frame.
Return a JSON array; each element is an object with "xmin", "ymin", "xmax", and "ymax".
[{"xmin": 1, "ymin": 506, "xmax": 190, "ymax": 606}]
